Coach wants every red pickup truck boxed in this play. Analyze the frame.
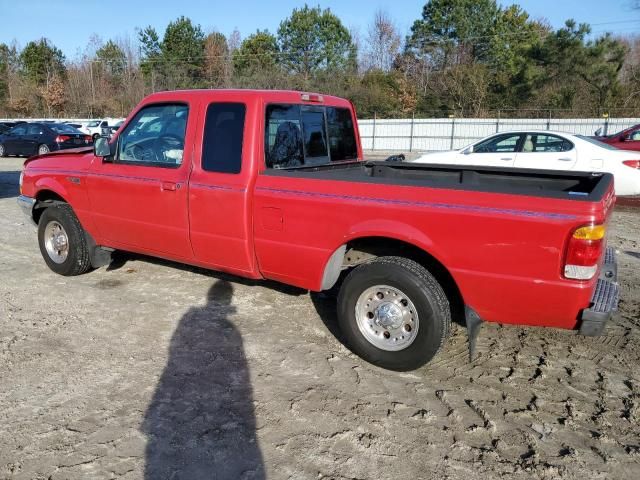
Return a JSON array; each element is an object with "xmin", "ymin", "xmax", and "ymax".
[
  {"xmin": 18, "ymin": 89, "xmax": 619, "ymax": 371},
  {"xmin": 595, "ymin": 123, "xmax": 640, "ymax": 151}
]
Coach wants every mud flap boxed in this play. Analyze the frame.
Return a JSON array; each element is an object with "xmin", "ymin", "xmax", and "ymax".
[{"xmin": 465, "ymin": 306, "xmax": 483, "ymax": 361}]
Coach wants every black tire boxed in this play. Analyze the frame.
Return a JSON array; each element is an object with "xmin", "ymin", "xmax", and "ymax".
[
  {"xmin": 337, "ymin": 256, "xmax": 451, "ymax": 371},
  {"xmin": 92, "ymin": 133, "xmax": 100, "ymax": 141},
  {"xmin": 38, "ymin": 204, "xmax": 92, "ymax": 276}
]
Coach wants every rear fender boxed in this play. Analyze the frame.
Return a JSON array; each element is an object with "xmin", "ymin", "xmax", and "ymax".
[{"xmin": 318, "ymin": 219, "xmax": 450, "ymax": 290}]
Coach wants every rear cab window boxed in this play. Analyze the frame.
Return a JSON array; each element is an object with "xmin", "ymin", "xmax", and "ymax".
[{"xmin": 265, "ymin": 103, "xmax": 357, "ymax": 169}]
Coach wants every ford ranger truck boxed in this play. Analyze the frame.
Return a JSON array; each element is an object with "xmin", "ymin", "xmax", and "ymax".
[{"xmin": 17, "ymin": 90, "xmax": 619, "ymax": 371}]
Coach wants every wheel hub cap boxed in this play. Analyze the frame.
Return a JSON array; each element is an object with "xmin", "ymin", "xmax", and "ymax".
[
  {"xmin": 375, "ymin": 302, "xmax": 404, "ymax": 328},
  {"xmin": 44, "ymin": 221, "xmax": 69, "ymax": 264},
  {"xmin": 355, "ymin": 285, "xmax": 419, "ymax": 351}
]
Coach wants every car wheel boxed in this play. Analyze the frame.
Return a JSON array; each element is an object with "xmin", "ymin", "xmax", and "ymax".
[
  {"xmin": 92, "ymin": 133, "xmax": 100, "ymax": 141},
  {"xmin": 38, "ymin": 144, "xmax": 50, "ymax": 155},
  {"xmin": 337, "ymin": 256, "xmax": 451, "ymax": 371},
  {"xmin": 37, "ymin": 204, "xmax": 92, "ymax": 276},
  {"xmin": 0, "ymin": 143, "xmax": 5, "ymax": 157}
]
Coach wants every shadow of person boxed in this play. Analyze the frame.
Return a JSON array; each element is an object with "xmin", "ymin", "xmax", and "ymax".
[{"xmin": 142, "ymin": 280, "xmax": 265, "ymax": 479}]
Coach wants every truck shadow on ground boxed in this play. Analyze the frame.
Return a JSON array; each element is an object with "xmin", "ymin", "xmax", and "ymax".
[
  {"xmin": 107, "ymin": 251, "xmax": 306, "ymax": 297},
  {"xmin": 0, "ymin": 171, "xmax": 20, "ymax": 199},
  {"xmin": 141, "ymin": 280, "xmax": 265, "ymax": 479}
]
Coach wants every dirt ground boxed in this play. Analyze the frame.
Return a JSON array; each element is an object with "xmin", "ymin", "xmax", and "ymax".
[{"xmin": 0, "ymin": 155, "xmax": 639, "ymax": 480}]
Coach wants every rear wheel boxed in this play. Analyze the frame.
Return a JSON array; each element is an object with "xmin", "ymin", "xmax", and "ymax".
[
  {"xmin": 38, "ymin": 144, "xmax": 50, "ymax": 155},
  {"xmin": 38, "ymin": 204, "xmax": 91, "ymax": 276},
  {"xmin": 337, "ymin": 256, "xmax": 451, "ymax": 371}
]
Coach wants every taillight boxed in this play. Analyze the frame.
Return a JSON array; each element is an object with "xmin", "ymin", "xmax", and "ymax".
[
  {"xmin": 564, "ymin": 224, "xmax": 606, "ymax": 280},
  {"xmin": 84, "ymin": 135, "xmax": 92, "ymax": 144},
  {"xmin": 622, "ymin": 160, "xmax": 640, "ymax": 169},
  {"xmin": 55, "ymin": 135, "xmax": 71, "ymax": 143}
]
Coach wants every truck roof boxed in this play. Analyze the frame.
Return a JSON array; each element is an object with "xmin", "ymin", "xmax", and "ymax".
[{"xmin": 143, "ymin": 89, "xmax": 353, "ymax": 107}]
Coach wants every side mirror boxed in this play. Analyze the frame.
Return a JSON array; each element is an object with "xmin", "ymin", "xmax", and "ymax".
[
  {"xmin": 94, "ymin": 137, "xmax": 111, "ymax": 157},
  {"xmin": 594, "ymin": 127, "xmax": 602, "ymax": 137}
]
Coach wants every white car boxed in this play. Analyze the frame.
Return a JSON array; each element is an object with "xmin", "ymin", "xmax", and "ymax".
[
  {"xmin": 411, "ymin": 130, "xmax": 640, "ymax": 196},
  {"xmin": 80, "ymin": 120, "xmax": 111, "ymax": 140}
]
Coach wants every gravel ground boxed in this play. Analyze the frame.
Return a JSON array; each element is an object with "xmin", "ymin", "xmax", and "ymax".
[{"xmin": 0, "ymin": 155, "xmax": 639, "ymax": 480}]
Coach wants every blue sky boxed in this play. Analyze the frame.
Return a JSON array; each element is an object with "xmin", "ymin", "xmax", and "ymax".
[{"xmin": 1, "ymin": 0, "xmax": 639, "ymax": 58}]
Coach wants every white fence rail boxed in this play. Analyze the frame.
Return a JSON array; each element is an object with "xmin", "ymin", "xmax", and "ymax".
[{"xmin": 359, "ymin": 117, "xmax": 640, "ymax": 152}]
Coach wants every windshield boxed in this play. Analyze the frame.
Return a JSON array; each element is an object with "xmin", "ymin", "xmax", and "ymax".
[
  {"xmin": 49, "ymin": 123, "xmax": 83, "ymax": 134},
  {"xmin": 576, "ymin": 135, "xmax": 620, "ymax": 150}
]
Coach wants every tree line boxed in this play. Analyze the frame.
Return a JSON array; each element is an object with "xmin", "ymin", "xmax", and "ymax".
[{"xmin": 0, "ymin": 0, "xmax": 639, "ymax": 119}]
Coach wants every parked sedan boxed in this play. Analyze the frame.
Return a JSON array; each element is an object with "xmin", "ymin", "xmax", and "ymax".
[
  {"xmin": 0, "ymin": 122, "xmax": 93, "ymax": 157},
  {"xmin": 411, "ymin": 130, "xmax": 640, "ymax": 196},
  {"xmin": 594, "ymin": 124, "xmax": 640, "ymax": 151}
]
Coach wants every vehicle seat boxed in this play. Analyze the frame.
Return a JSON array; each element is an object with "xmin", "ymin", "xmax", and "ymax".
[
  {"xmin": 523, "ymin": 137, "xmax": 534, "ymax": 152},
  {"xmin": 269, "ymin": 121, "xmax": 303, "ymax": 168}
]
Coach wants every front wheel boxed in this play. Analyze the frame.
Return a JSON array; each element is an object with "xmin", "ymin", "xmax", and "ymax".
[
  {"xmin": 38, "ymin": 204, "xmax": 92, "ymax": 276},
  {"xmin": 337, "ymin": 256, "xmax": 451, "ymax": 371},
  {"xmin": 0, "ymin": 143, "xmax": 6, "ymax": 157}
]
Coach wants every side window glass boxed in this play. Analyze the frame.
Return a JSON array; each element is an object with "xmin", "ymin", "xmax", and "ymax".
[
  {"xmin": 265, "ymin": 104, "xmax": 303, "ymax": 168},
  {"xmin": 201, "ymin": 103, "xmax": 246, "ymax": 174},
  {"xmin": 630, "ymin": 130, "xmax": 640, "ymax": 141},
  {"xmin": 27, "ymin": 124, "xmax": 43, "ymax": 135},
  {"xmin": 11, "ymin": 125, "xmax": 26, "ymax": 135},
  {"xmin": 327, "ymin": 107, "xmax": 357, "ymax": 160},
  {"xmin": 475, "ymin": 134, "xmax": 521, "ymax": 153},
  {"xmin": 524, "ymin": 134, "xmax": 573, "ymax": 153},
  {"xmin": 117, "ymin": 104, "xmax": 188, "ymax": 167}
]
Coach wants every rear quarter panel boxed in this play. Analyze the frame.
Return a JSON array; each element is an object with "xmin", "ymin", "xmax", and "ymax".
[{"xmin": 253, "ymin": 174, "xmax": 614, "ymax": 330}]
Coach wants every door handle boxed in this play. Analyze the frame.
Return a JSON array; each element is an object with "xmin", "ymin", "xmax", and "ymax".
[
  {"xmin": 500, "ymin": 157, "xmax": 513, "ymax": 161},
  {"xmin": 558, "ymin": 157, "xmax": 573, "ymax": 161},
  {"xmin": 161, "ymin": 181, "xmax": 177, "ymax": 191}
]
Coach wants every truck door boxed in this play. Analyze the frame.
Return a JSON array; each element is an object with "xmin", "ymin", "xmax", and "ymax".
[
  {"xmin": 188, "ymin": 101, "xmax": 259, "ymax": 276},
  {"xmin": 514, "ymin": 133, "xmax": 577, "ymax": 171},
  {"xmin": 87, "ymin": 103, "xmax": 193, "ymax": 259}
]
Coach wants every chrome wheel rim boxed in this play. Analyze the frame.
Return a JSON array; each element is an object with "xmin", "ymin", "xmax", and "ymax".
[
  {"xmin": 38, "ymin": 145, "xmax": 49, "ymax": 155},
  {"xmin": 0, "ymin": 144, "xmax": 4, "ymax": 156},
  {"xmin": 44, "ymin": 221, "xmax": 69, "ymax": 264},
  {"xmin": 355, "ymin": 285, "xmax": 419, "ymax": 351}
]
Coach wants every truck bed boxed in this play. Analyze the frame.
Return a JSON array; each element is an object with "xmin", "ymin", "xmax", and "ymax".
[{"xmin": 265, "ymin": 161, "xmax": 612, "ymax": 201}]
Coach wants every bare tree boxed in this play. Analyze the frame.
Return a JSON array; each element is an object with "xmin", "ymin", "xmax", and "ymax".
[{"xmin": 363, "ymin": 10, "xmax": 401, "ymax": 71}]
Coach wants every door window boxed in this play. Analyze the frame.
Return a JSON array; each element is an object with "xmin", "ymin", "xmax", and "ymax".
[
  {"xmin": 629, "ymin": 130, "xmax": 640, "ymax": 141},
  {"xmin": 9, "ymin": 125, "xmax": 27, "ymax": 136},
  {"xmin": 117, "ymin": 104, "xmax": 188, "ymax": 167},
  {"xmin": 521, "ymin": 134, "xmax": 573, "ymax": 153},
  {"xmin": 27, "ymin": 124, "xmax": 45, "ymax": 135},
  {"xmin": 474, "ymin": 134, "xmax": 522, "ymax": 153},
  {"xmin": 201, "ymin": 103, "xmax": 246, "ymax": 174}
]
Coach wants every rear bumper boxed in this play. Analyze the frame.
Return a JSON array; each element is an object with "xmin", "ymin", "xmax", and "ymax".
[{"xmin": 579, "ymin": 247, "xmax": 619, "ymax": 336}]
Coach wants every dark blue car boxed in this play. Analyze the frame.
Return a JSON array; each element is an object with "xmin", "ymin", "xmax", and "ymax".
[{"xmin": 0, "ymin": 122, "xmax": 92, "ymax": 157}]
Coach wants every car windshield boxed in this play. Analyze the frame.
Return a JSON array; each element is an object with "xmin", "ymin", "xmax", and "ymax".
[
  {"xmin": 49, "ymin": 123, "xmax": 82, "ymax": 134},
  {"xmin": 576, "ymin": 135, "xmax": 620, "ymax": 151}
]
